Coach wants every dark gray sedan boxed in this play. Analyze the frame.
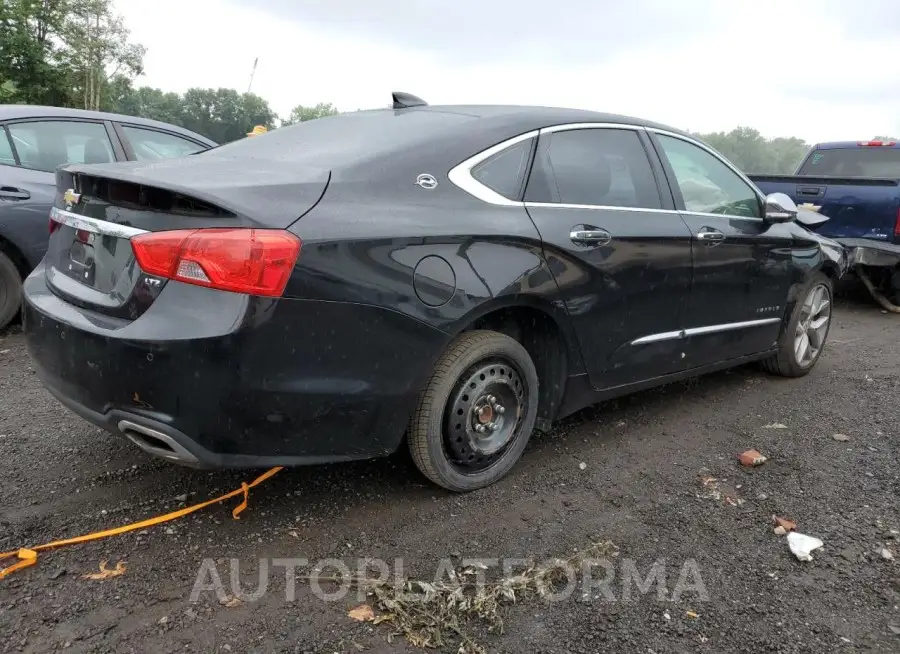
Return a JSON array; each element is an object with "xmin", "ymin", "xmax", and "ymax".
[{"xmin": 0, "ymin": 105, "xmax": 216, "ymax": 328}]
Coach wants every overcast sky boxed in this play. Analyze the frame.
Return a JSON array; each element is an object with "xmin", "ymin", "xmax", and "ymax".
[{"xmin": 117, "ymin": 0, "xmax": 900, "ymax": 142}]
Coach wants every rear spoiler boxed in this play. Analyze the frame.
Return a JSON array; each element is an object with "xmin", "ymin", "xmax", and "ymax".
[{"xmin": 57, "ymin": 157, "xmax": 331, "ymax": 228}]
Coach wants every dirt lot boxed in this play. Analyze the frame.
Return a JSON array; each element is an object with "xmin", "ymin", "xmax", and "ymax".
[{"xmin": 1, "ymin": 292, "xmax": 899, "ymax": 654}]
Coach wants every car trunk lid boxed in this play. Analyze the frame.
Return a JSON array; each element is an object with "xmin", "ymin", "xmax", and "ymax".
[{"xmin": 46, "ymin": 154, "xmax": 329, "ymax": 318}]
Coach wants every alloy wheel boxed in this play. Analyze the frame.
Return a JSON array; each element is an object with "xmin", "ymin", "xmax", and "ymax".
[{"xmin": 794, "ymin": 283, "xmax": 831, "ymax": 367}]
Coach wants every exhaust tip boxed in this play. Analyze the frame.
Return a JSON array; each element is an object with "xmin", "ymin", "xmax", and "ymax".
[{"xmin": 117, "ymin": 420, "xmax": 199, "ymax": 465}]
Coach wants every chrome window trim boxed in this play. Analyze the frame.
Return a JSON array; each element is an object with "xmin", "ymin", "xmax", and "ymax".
[
  {"xmin": 681, "ymin": 210, "xmax": 765, "ymax": 223},
  {"xmin": 538, "ymin": 122, "xmax": 643, "ymax": 135},
  {"xmin": 525, "ymin": 202, "xmax": 679, "ymax": 215},
  {"xmin": 449, "ymin": 122, "xmax": 669, "ymax": 212},
  {"xmin": 630, "ymin": 317, "xmax": 781, "ymax": 346},
  {"xmin": 447, "ymin": 129, "xmax": 539, "ymax": 207},
  {"xmin": 50, "ymin": 206, "xmax": 148, "ymax": 239},
  {"xmin": 449, "ymin": 122, "xmax": 768, "ymax": 219}
]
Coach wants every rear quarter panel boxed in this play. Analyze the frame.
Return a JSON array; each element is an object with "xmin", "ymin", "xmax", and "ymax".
[{"xmin": 283, "ymin": 168, "xmax": 587, "ymax": 378}]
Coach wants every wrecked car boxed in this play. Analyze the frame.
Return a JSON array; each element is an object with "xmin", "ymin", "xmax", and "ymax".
[
  {"xmin": 751, "ymin": 139, "xmax": 900, "ymax": 311},
  {"xmin": 22, "ymin": 93, "xmax": 846, "ymax": 491}
]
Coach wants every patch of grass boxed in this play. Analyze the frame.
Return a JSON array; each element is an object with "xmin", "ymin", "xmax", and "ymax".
[{"xmin": 305, "ymin": 540, "xmax": 618, "ymax": 653}]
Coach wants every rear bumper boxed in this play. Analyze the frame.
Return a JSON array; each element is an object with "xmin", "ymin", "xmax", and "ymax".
[
  {"xmin": 836, "ymin": 238, "xmax": 900, "ymax": 268},
  {"xmin": 23, "ymin": 266, "xmax": 449, "ymax": 468}
]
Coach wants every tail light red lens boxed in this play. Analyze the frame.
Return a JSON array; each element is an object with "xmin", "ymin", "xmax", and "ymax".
[
  {"xmin": 131, "ymin": 228, "xmax": 301, "ymax": 297},
  {"xmin": 895, "ymin": 208, "xmax": 900, "ymax": 238}
]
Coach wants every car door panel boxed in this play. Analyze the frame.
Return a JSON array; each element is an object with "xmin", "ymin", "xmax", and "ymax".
[
  {"xmin": 1, "ymin": 119, "xmax": 122, "ymax": 268},
  {"xmin": 679, "ymin": 211, "xmax": 793, "ymax": 361},
  {"xmin": 648, "ymin": 130, "xmax": 795, "ymax": 367},
  {"xmin": 0, "ymin": 165, "xmax": 58, "ymax": 268},
  {"xmin": 522, "ymin": 125, "xmax": 694, "ymax": 390}
]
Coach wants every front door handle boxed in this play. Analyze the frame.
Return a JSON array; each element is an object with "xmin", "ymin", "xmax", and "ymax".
[
  {"xmin": 696, "ymin": 228, "xmax": 725, "ymax": 244},
  {"xmin": 0, "ymin": 187, "xmax": 30, "ymax": 201},
  {"xmin": 570, "ymin": 228, "xmax": 611, "ymax": 247}
]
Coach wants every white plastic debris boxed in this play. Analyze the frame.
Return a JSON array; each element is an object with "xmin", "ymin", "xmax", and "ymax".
[
  {"xmin": 578, "ymin": 462, "xmax": 587, "ymax": 470},
  {"xmin": 880, "ymin": 548, "xmax": 895, "ymax": 561},
  {"xmin": 762, "ymin": 423, "xmax": 788, "ymax": 429},
  {"xmin": 787, "ymin": 532, "xmax": 824, "ymax": 561}
]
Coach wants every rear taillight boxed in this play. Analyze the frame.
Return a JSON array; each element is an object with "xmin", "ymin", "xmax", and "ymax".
[
  {"xmin": 895, "ymin": 208, "xmax": 900, "ymax": 238},
  {"xmin": 857, "ymin": 140, "xmax": 896, "ymax": 147},
  {"xmin": 131, "ymin": 228, "xmax": 301, "ymax": 297}
]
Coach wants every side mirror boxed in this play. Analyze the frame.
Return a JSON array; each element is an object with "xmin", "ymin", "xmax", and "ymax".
[{"xmin": 765, "ymin": 192, "xmax": 798, "ymax": 223}]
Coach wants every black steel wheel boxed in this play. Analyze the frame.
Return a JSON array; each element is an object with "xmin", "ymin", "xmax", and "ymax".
[{"xmin": 408, "ymin": 330, "xmax": 539, "ymax": 492}]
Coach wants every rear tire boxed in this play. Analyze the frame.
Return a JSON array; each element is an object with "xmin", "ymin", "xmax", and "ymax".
[
  {"xmin": 0, "ymin": 250, "xmax": 21, "ymax": 331},
  {"xmin": 762, "ymin": 271, "xmax": 833, "ymax": 377},
  {"xmin": 407, "ymin": 330, "xmax": 539, "ymax": 492}
]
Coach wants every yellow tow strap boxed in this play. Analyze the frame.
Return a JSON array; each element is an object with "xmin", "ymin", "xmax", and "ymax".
[{"xmin": 0, "ymin": 466, "xmax": 283, "ymax": 580}]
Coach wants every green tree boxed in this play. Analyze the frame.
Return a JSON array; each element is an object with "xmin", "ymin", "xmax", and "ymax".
[
  {"xmin": 768, "ymin": 137, "xmax": 811, "ymax": 174},
  {"xmin": 281, "ymin": 102, "xmax": 339, "ymax": 126},
  {"xmin": 0, "ymin": 0, "xmax": 72, "ymax": 106},
  {"xmin": 692, "ymin": 127, "xmax": 810, "ymax": 174},
  {"xmin": 109, "ymin": 84, "xmax": 187, "ymax": 124},
  {"xmin": 177, "ymin": 88, "xmax": 277, "ymax": 143},
  {"xmin": 61, "ymin": 0, "xmax": 145, "ymax": 110}
]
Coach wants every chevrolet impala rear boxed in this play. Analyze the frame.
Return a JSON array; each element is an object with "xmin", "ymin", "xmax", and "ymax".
[{"xmin": 22, "ymin": 127, "xmax": 450, "ymax": 468}]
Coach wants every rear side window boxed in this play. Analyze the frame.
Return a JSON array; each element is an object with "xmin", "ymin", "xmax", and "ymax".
[
  {"xmin": 471, "ymin": 138, "xmax": 533, "ymax": 200},
  {"xmin": 0, "ymin": 129, "xmax": 15, "ymax": 166},
  {"xmin": 525, "ymin": 128, "xmax": 662, "ymax": 209},
  {"xmin": 121, "ymin": 125, "xmax": 207, "ymax": 161},
  {"xmin": 7, "ymin": 121, "xmax": 114, "ymax": 172},
  {"xmin": 797, "ymin": 147, "xmax": 900, "ymax": 177}
]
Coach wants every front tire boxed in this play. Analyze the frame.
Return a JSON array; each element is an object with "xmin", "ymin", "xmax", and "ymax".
[
  {"xmin": 407, "ymin": 330, "xmax": 539, "ymax": 492},
  {"xmin": 762, "ymin": 271, "xmax": 833, "ymax": 377},
  {"xmin": 0, "ymin": 250, "xmax": 21, "ymax": 331}
]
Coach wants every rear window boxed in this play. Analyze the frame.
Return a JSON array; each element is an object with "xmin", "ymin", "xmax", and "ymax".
[
  {"xmin": 798, "ymin": 147, "xmax": 900, "ymax": 178},
  {"xmin": 471, "ymin": 138, "xmax": 533, "ymax": 200},
  {"xmin": 205, "ymin": 109, "xmax": 475, "ymax": 168},
  {"xmin": 121, "ymin": 125, "xmax": 206, "ymax": 161}
]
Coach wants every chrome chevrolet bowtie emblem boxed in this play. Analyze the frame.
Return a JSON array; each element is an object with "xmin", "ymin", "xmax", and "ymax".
[
  {"xmin": 63, "ymin": 188, "xmax": 81, "ymax": 208},
  {"xmin": 415, "ymin": 174, "xmax": 438, "ymax": 190}
]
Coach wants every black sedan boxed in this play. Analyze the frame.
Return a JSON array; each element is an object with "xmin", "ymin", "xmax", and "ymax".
[{"xmin": 22, "ymin": 93, "xmax": 847, "ymax": 492}]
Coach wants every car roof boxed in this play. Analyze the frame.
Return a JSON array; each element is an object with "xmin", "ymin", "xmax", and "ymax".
[
  {"xmin": 210, "ymin": 103, "xmax": 688, "ymax": 174},
  {"xmin": 414, "ymin": 104, "xmax": 683, "ymax": 133},
  {"xmin": 0, "ymin": 104, "xmax": 217, "ymax": 145}
]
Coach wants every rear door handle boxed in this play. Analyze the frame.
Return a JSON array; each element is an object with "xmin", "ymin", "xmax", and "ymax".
[
  {"xmin": 0, "ymin": 187, "xmax": 30, "ymax": 200},
  {"xmin": 696, "ymin": 228, "xmax": 725, "ymax": 244},
  {"xmin": 569, "ymin": 228, "xmax": 611, "ymax": 247}
]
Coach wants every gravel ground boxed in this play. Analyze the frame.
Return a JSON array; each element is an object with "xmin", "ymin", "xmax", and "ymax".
[{"xmin": 1, "ymin": 291, "xmax": 899, "ymax": 654}]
